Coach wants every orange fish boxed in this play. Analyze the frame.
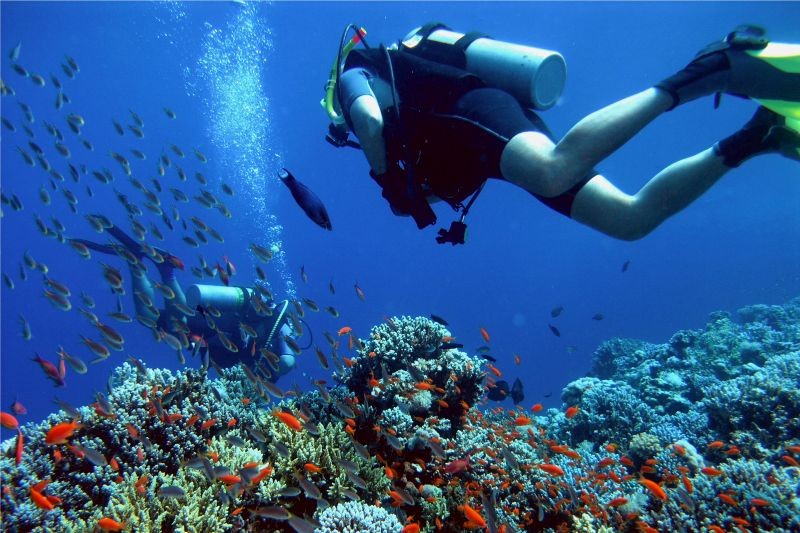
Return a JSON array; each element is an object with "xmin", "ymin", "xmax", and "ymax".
[
  {"xmin": 672, "ymin": 443, "xmax": 686, "ymax": 456},
  {"xmin": 639, "ymin": 478, "xmax": 667, "ymax": 501},
  {"xmin": 15, "ymin": 431, "xmax": 24, "ymax": 465},
  {"xmin": 200, "ymin": 418, "xmax": 217, "ymax": 431},
  {"xmin": 701, "ymin": 467, "xmax": 724, "ymax": 477},
  {"xmin": 273, "ymin": 409, "xmax": 303, "ymax": 431},
  {"xmin": 30, "ymin": 488, "xmax": 54, "ymax": 510},
  {"xmin": 514, "ymin": 415, "xmax": 532, "ymax": 426},
  {"xmin": 304, "ymin": 463, "xmax": 322, "ymax": 473},
  {"xmin": 461, "ymin": 503, "xmax": 487, "ymax": 528},
  {"xmin": 781, "ymin": 455, "xmax": 800, "ymax": 466},
  {"xmin": 531, "ymin": 403, "xmax": 543, "ymax": 413},
  {"xmin": 45, "ymin": 421, "xmax": 81, "ymax": 445},
  {"xmin": 707, "ymin": 441, "xmax": 725, "ymax": 449},
  {"xmin": 565, "ymin": 406, "xmax": 579, "ymax": 419},
  {"xmin": 717, "ymin": 493, "xmax": 738, "ymax": 506},
  {"xmin": 479, "ymin": 327, "xmax": 490, "ymax": 343},
  {"xmin": 608, "ymin": 497, "xmax": 628, "ymax": 507},
  {"xmin": 1, "ymin": 411, "xmax": 19, "ymax": 430},
  {"xmin": 97, "ymin": 517, "xmax": 127, "ymax": 531},
  {"xmin": 707, "ymin": 526, "xmax": 725, "ymax": 533},
  {"xmin": 401, "ymin": 524, "xmax": 420, "ymax": 533},
  {"xmin": 750, "ymin": 498, "xmax": 771, "ymax": 507},
  {"xmin": 537, "ymin": 464, "xmax": 564, "ymax": 476},
  {"xmin": 227, "ymin": 418, "xmax": 237, "ymax": 428},
  {"xmin": 337, "ymin": 326, "xmax": 352, "ymax": 336},
  {"xmin": 681, "ymin": 475, "xmax": 693, "ymax": 494},
  {"xmin": 596, "ymin": 458, "xmax": 614, "ymax": 469}
]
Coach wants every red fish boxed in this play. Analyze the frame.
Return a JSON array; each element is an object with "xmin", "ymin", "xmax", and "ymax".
[
  {"xmin": 273, "ymin": 409, "xmax": 303, "ymax": 431},
  {"xmin": 565, "ymin": 406, "xmax": 579, "ymax": 419},
  {"xmin": 479, "ymin": 327, "xmax": 490, "ymax": 343},
  {"xmin": 45, "ymin": 421, "xmax": 82, "ymax": 445},
  {"xmin": 166, "ymin": 254, "xmax": 185, "ymax": 270},
  {"xmin": 531, "ymin": 403, "xmax": 543, "ymax": 413},
  {"xmin": 444, "ymin": 454, "xmax": 471, "ymax": 474},
  {"xmin": 10, "ymin": 398, "xmax": 27, "ymax": 415},
  {"xmin": 15, "ymin": 430, "xmax": 24, "ymax": 465},
  {"xmin": 32, "ymin": 354, "xmax": 66, "ymax": 386},
  {"xmin": 640, "ymin": 478, "xmax": 667, "ymax": 501},
  {"xmin": 97, "ymin": 517, "xmax": 127, "ymax": 531},
  {"xmin": 538, "ymin": 463, "xmax": 565, "ymax": 476},
  {"xmin": 461, "ymin": 503, "xmax": 487, "ymax": 528},
  {"xmin": 1, "ymin": 411, "xmax": 19, "ymax": 430},
  {"xmin": 30, "ymin": 487, "xmax": 54, "ymax": 510}
]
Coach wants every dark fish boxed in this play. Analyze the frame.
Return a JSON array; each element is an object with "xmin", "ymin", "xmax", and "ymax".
[
  {"xmin": 551, "ymin": 305, "xmax": 564, "ymax": 318},
  {"xmin": 510, "ymin": 377, "xmax": 524, "ymax": 404},
  {"xmin": 278, "ymin": 168, "xmax": 332, "ymax": 230},
  {"xmin": 430, "ymin": 314, "xmax": 449, "ymax": 326},
  {"xmin": 9, "ymin": 42, "xmax": 21, "ymax": 62},
  {"xmin": 479, "ymin": 353, "xmax": 496, "ymax": 362},
  {"xmin": 548, "ymin": 324, "xmax": 561, "ymax": 337},
  {"xmin": 157, "ymin": 485, "xmax": 186, "ymax": 499},
  {"xmin": 439, "ymin": 342, "xmax": 463, "ymax": 350},
  {"xmin": 592, "ymin": 313, "xmax": 604, "ymax": 321},
  {"xmin": 487, "ymin": 380, "xmax": 509, "ymax": 401},
  {"xmin": 621, "ymin": 259, "xmax": 630, "ymax": 272}
]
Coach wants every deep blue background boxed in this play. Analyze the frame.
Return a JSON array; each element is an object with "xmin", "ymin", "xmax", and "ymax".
[{"xmin": 2, "ymin": 2, "xmax": 799, "ymax": 438}]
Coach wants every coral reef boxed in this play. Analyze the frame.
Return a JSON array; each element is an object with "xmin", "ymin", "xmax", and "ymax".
[
  {"xmin": 314, "ymin": 501, "xmax": 402, "ymax": 533},
  {"xmin": 2, "ymin": 304, "xmax": 800, "ymax": 532}
]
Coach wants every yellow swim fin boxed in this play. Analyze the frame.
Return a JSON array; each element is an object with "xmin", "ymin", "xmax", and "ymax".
[{"xmin": 746, "ymin": 42, "xmax": 800, "ymax": 123}]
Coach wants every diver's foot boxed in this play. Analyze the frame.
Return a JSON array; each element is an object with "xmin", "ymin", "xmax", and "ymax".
[
  {"xmin": 656, "ymin": 50, "xmax": 732, "ymax": 110},
  {"xmin": 656, "ymin": 25, "xmax": 800, "ymax": 109},
  {"xmin": 715, "ymin": 106, "xmax": 796, "ymax": 167},
  {"xmin": 765, "ymin": 124, "xmax": 800, "ymax": 162}
]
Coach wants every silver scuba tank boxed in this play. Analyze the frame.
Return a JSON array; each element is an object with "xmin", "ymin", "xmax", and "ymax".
[
  {"xmin": 185, "ymin": 284, "xmax": 249, "ymax": 331},
  {"xmin": 401, "ymin": 27, "xmax": 567, "ymax": 110}
]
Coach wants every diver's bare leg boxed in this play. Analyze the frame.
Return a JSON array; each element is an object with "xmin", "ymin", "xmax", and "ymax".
[
  {"xmin": 569, "ymin": 148, "xmax": 729, "ymax": 240},
  {"xmin": 501, "ymin": 88, "xmax": 673, "ymax": 196}
]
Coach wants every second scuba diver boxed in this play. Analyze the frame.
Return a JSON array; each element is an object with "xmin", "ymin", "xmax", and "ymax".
[
  {"xmin": 70, "ymin": 224, "xmax": 298, "ymax": 383},
  {"xmin": 323, "ymin": 23, "xmax": 800, "ymax": 244}
]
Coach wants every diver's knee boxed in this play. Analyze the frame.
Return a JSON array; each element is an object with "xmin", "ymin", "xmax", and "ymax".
[{"xmin": 501, "ymin": 132, "xmax": 574, "ymax": 197}]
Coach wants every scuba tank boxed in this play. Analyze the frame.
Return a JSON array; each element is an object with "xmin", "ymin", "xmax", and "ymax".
[
  {"xmin": 400, "ymin": 24, "xmax": 567, "ymax": 110},
  {"xmin": 185, "ymin": 284, "xmax": 250, "ymax": 331}
]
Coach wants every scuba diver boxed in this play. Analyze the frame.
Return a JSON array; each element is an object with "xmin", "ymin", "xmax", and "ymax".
[
  {"xmin": 322, "ymin": 23, "xmax": 800, "ymax": 244},
  {"xmin": 70, "ymin": 224, "xmax": 297, "ymax": 383}
]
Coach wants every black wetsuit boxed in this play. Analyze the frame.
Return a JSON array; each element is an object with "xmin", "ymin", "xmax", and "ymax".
[{"xmin": 340, "ymin": 47, "xmax": 597, "ymax": 217}]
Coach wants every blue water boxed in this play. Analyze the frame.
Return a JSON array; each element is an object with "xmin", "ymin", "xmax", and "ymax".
[{"xmin": 1, "ymin": 1, "xmax": 798, "ymax": 438}]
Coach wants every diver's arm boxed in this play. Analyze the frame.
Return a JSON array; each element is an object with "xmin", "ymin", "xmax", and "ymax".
[
  {"xmin": 351, "ymin": 95, "xmax": 387, "ymax": 174},
  {"xmin": 339, "ymin": 68, "xmax": 387, "ymax": 174}
]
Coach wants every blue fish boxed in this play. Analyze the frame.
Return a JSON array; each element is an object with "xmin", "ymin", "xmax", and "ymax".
[{"xmin": 278, "ymin": 168, "xmax": 332, "ymax": 230}]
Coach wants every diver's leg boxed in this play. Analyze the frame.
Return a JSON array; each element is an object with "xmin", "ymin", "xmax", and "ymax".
[
  {"xmin": 501, "ymin": 89, "xmax": 674, "ymax": 197},
  {"xmin": 571, "ymin": 105, "xmax": 796, "ymax": 240},
  {"xmin": 570, "ymin": 150, "xmax": 728, "ymax": 240}
]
